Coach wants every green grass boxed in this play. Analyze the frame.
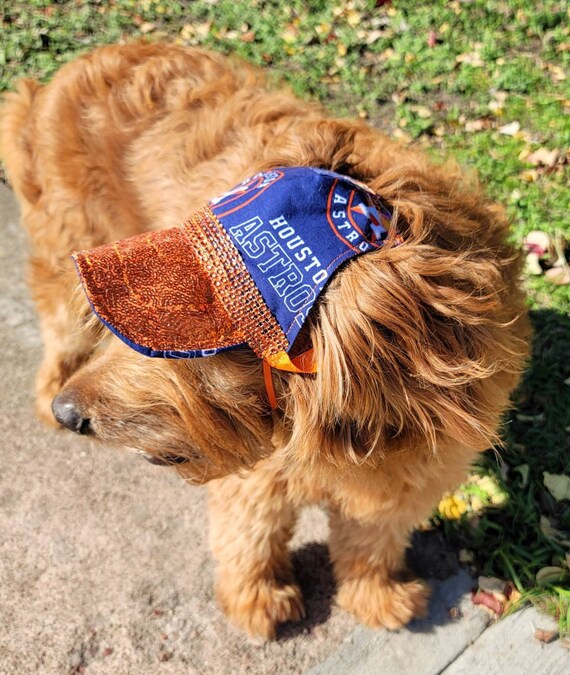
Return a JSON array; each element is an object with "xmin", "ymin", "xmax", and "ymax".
[{"xmin": 1, "ymin": 0, "xmax": 569, "ymax": 633}]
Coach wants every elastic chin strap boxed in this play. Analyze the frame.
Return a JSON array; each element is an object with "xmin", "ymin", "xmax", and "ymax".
[{"xmin": 263, "ymin": 348, "xmax": 316, "ymax": 410}]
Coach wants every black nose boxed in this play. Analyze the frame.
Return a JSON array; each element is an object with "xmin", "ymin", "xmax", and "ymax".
[{"xmin": 51, "ymin": 394, "xmax": 91, "ymax": 435}]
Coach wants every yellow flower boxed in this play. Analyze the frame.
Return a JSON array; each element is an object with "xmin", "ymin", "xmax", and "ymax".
[{"xmin": 438, "ymin": 494, "xmax": 468, "ymax": 520}]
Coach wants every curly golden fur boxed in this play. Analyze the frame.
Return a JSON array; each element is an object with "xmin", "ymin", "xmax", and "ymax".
[{"xmin": 1, "ymin": 42, "xmax": 529, "ymax": 638}]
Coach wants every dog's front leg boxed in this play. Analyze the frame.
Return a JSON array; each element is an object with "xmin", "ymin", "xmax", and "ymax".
[
  {"xmin": 208, "ymin": 463, "xmax": 304, "ymax": 639},
  {"xmin": 329, "ymin": 508, "xmax": 430, "ymax": 630}
]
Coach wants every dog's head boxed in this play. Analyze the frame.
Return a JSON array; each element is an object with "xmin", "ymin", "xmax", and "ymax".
[{"xmin": 51, "ymin": 156, "xmax": 529, "ymax": 484}]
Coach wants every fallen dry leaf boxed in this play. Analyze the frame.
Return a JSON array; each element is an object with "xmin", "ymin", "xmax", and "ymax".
[
  {"xmin": 539, "ymin": 517, "xmax": 570, "ymax": 546},
  {"xmin": 472, "ymin": 590, "xmax": 504, "ymax": 616},
  {"xmin": 513, "ymin": 464, "xmax": 530, "ymax": 487},
  {"xmin": 534, "ymin": 628, "xmax": 558, "ymax": 643},
  {"xmin": 545, "ymin": 267, "xmax": 570, "ymax": 285},
  {"xmin": 524, "ymin": 230, "xmax": 552, "ymax": 257},
  {"xmin": 410, "ymin": 105, "xmax": 432, "ymax": 119},
  {"xmin": 449, "ymin": 606, "xmax": 462, "ymax": 619},
  {"xmin": 517, "ymin": 412, "xmax": 545, "ymax": 422},
  {"xmin": 527, "ymin": 148, "xmax": 560, "ymax": 167},
  {"xmin": 536, "ymin": 566, "xmax": 565, "ymax": 585},
  {"xmin": 139, "ymin": 22, "xmax": 156, "ymax": 34},
  {"xmin": 543, "ymin": 472, "xmax": 570, "ymax": 500},
  {"xmin": 464, "ymin": 119, "xmax": 488, "ymax": 132},
  {"xmin": 505, "ymin": 584, "xmax": 521, "ymax": 606},
  {"xmin": 546, "ymin": 63, "xmax": 567, "ymax": 82},
  {"xmin": 478, "ymin": 576, "xmax": 508, "ymax": 602},
  {"xmin": 364, "ymin": 29, "xmax": 384, "ymax": 45},
  {"xmin": 346, "ymin": 10, "xmax": 361, "ymax": 27},
  {"xmin": 520, "ymin": 169, "xmax": 539, "ymax": 182},
  {"xmin": 456, "ymin": 51, "xmax": 483, "ymax": 67},
  {"xmin": 281, "ymin": 27, "xmax": 298, "ymax": 44},
  {"xmin": 499, "ymin": 120, "xmax": 521, "ymax": 136},
  {"xmin": 525, "ymin": 252, "xmax": 543, "ymax": 275}
]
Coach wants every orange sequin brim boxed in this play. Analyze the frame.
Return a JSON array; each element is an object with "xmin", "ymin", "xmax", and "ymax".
[{"xmin": 73, "ymin": 206, "xmax": 289, "ymax": 361}]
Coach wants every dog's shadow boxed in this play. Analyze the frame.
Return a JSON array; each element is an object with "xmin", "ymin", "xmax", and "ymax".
[
  {"xmin": 277, "ymin": 542, "xmax": 336, "ymax": 639},
  {"xmin": 277, "ymin": 529, "xmax": 468, "ymax": 640}
]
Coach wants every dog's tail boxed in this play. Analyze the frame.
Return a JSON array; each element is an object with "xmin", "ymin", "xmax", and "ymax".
[{"xmin": 0, "ymin": 79, "xmax": 42, "ymax": 205}]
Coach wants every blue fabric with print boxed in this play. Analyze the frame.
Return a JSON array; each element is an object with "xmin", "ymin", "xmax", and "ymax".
[{"xmin": 210, "ymin": 167, "xmax": 391, "ymax": 350}]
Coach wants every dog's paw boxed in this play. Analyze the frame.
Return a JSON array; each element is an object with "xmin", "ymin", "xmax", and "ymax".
[
  {"xmin": 337, "ymin": 574, "xmax": 429, "ymax": 630},
  {"xmin": 217, "ymin": 577, "xmax": 305, "ymax": 639}
]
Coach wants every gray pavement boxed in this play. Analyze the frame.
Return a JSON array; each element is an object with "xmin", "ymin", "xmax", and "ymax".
[{"xmin": 1, "ymin": 181, "xmax": 567, "ymax": 673}]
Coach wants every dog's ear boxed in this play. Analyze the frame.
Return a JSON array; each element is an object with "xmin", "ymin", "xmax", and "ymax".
[{"xmin": 284, "ymin": 160, "xmax": 529, "ymax": 466}]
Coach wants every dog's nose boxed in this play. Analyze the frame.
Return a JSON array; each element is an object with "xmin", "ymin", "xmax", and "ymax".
[{"xmin": 51, "ymin": 394, "xmax": 91, "ymax": 435}]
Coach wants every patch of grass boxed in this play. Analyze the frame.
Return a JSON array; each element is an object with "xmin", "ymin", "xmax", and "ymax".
[{"xmin": 1, "ymin": 0, "xmax": 569, "ymax": 630}]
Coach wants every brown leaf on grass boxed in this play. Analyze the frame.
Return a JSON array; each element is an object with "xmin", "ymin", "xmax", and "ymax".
[
  {"xmin": 545, "ymin": 267, "xmax": 570, "ymax": 285},
  {"xmin": 517, "ymin": 412, "xmax": 545, "ymax": 422},
  {"xmin": 410, "ymin": 105, "xmax": 432, "ymax": 119},
  {"xmin": 505, "ymin": 584, "xmax": 521, "ymax": 606},
  {"xmin": 539, "ymin": 517, "xmax": 570, "ymax": 546},
  {"xmin": 459, "ymin": 549, "xmax": 474, "ymax": 563},
  {"xmin": 472, "ymin": 590, "xmax": 504, "ymax": 616},
  {"xmin": 527, "ymin": 148, "xmax": 561, "ymax": 167},
  {"xmin": 456, "ymin": 51, "xmax": 483, "ymax": 67},
  {"xmin": 543, "ymin": 472, "xmax": 570, "ymax": 500},
  {"xmin": 499, "ymin": 120, "xmax": 521, "ymax": 136},
  {"xmin": 139, "ymin": 22, "xmax": 156, "ymax": 34},
  {"xmin": 524, "ymin": 230, "xmax": 552, "ymax": 257},
  {"xmin": 520, "ymin": 169, "xmax": 539, "ymax": 182},
  {"xmin": 546, "ymin": 63, "xmax": 567, "ymax": 82},
  {"xmin": 181, "ymin": 22, "xmax": 211, "ymax": 41},
  {"xmin": 536, "ymin": 566, "xmax": 565, "ymax": 585},
  {"xmin": 523, "ymin": 230, "xmax": 570, "ymax": 283},
  {"xmin": 534, "ymin": 628, "xmax": 558, "ymax": 643},
  {"xmin": 464, "ymin": 118, "xmax": 492, "ymax": 132},
  {"xmin": 513, "ymin": 464, "xmax": 530, "ymax": 487},
  {"xmin": 478, "ymin": 576, "xmax": 508, "ymax": 602},
  {"xmin": 281, "ymin": 27, "xmax": 298, "ymax": 44}
]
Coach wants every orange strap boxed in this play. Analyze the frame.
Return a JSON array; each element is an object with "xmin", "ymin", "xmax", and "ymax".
[{"xmin": 263, "ymin": 348, "xmax": 316, "ymax": 410}]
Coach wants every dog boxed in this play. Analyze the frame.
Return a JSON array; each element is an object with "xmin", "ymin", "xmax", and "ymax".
[{"xmin": 0, "ymin": 42, "xmax": 529, "ymax": 639}]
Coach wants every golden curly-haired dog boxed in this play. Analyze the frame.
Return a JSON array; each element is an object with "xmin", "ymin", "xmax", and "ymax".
[{"xmin": 0, "ymin": 42, "xmax": 529, "ymax": 638}]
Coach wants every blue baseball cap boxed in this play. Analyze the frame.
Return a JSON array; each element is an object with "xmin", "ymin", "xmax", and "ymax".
[{"xmin": 73, "ymin": 167, "xmax": 394, "ymax": 372}]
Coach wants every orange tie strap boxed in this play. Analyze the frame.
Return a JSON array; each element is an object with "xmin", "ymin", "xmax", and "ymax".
[{"xmin": 263, "ymin": 348, "xmax": 316, "ymax": 410}]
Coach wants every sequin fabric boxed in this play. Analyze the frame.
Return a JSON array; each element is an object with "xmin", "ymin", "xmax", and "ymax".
[
  {"xmin": 181, "ymin": 207, "xmax": 289, "ymax": 359},
  {"xmin": 73, "ymin": 218, "xmax": 243, "ymax": 357},
  {"xmin": 73, "ymin": 206, "xmax": 289, "ymax": 359}
]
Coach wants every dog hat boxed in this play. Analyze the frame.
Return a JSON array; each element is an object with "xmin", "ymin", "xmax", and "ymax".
[{"xmin": 73, "ymin": 167, "xmax": 393, "ymax": 373}]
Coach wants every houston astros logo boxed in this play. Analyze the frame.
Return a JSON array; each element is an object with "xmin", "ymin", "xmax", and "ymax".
[
  {"xmin": 210, "ymin": 170, "xmax": 284, "ymax": 218},
  {"xmin": 326, "ymin": 179, "xmax": 391, "ymax": 253}
]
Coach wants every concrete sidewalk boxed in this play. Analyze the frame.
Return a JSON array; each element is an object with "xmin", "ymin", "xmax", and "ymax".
[{"xmin": 0, "ymin": 182, "xmax": 566, "ymax": 673}]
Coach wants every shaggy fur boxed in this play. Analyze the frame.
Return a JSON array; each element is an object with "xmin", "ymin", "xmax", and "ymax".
[{"xmin": 1, "ymin": 42, "xmax": 529, "ymax": 638}]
